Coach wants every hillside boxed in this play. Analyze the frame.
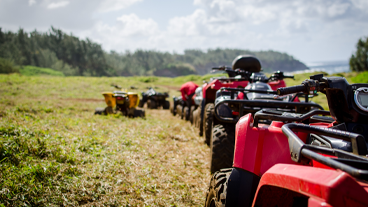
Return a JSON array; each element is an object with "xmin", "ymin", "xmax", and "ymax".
[{"xmin": 1, "ymin": 27, "xmax": 307, "ymax": 77}]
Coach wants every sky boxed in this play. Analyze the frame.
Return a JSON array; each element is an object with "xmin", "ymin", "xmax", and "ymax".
[{"xmin": 0, "ymin": 0, "xmax": 368, "ymax": 63}]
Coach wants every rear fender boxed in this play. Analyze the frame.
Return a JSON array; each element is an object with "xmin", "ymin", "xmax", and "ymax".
[
  {"xmin": 253, "ymin": 164, "xmax": 368, "ymax": 207},
  {"xmin": 233, "ymin": 114, "xmax": 308, "ymax": 176}
]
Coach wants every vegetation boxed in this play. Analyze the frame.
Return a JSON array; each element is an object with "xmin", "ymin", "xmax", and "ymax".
[
  {"xmin": 19, "ymin": 65, "xmax": 65, "ymax": 76},
  {"xmin": 0, "ymin": 58, "xmax": 18, "ymax": 74},
  {"xmin": 350, "ymin": 36, "xmax": 368, "ymax": 72},
  {"xmin": 0, "ymin": 27, "xmax": 307, "ymax": 77}
]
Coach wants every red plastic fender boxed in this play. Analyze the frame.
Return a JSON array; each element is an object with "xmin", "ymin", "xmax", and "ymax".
[
  {"xmin": 253, "ymin": 164, "xmax": 368, "ymax": 207},
  {"xmin": 202, "ymin": 79, "xmax": 248, "ymax": 101},
  {"xmin": 269, "ymin": 80, "xmax": 286, "ymax": 91},
  {"xmin": 233, "ymin": 114, "xmax": 308, "ymax": 176}
]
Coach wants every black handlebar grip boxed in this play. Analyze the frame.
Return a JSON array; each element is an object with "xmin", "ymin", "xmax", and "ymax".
[
  {"xmin": 284, "ymin": 75, "xmax": 294, "ymax": 79},
  {"xmin": 277, "ymin": 84, "xmax": 306, "ymax": 95}
]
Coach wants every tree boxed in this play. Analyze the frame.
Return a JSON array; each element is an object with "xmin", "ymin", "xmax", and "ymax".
[{"xmin": 350, "ymin": 37, "xmax": 368, "ymax": 72}]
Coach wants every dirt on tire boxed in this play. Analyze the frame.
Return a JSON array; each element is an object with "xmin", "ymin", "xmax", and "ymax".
[{"xmin": 204, "ymin": 168, "xmax": 232, "ymax": 207}]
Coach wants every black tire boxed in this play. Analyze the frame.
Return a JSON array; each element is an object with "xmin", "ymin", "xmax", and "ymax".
[
  {"xmin": 170, "ymin": 105, "xmax": 174, "ymax": 114},
  {"xmin": 184, "ymin": 106, "xmax": 190, "ymax": 121},
  {"xmin": 138, "ymin": 99, "xmax": 144, "ymax": 108},
  {"xmin": 176, "ymin": 105, "xmax": 182, "ymax": 117},
  {"xmin": 94, "ymin": 107, "xmax": 106, "ymax": 115},
  {"xmin": 147, "ymin": 99, "xmax": 157, "ymax": 109},
  {"xmin": 210, "ymin": 124, "xmax": 235, "ymax": 174},
  {"xmin": 189, "ymin": 106, "xmax": 196, "ymax": 124},
  {"xmin": 203, "ymin": 103, "xmax": 214, "ymax": 146},
  {"xmin": 133, "ymin": 109, "xmax": 145, "ymax": 118},
  {"xmin": 204, "ymin": 168, "xmax": 232, "ymax": 207},
  {"xmin": 163, "ymin": 100, "xmax": 170, "ymax": 109},
  {"xmin": 181, "ymin": 106, "xmax": 188, "ymax": 120},
  {"xmin": 197, "ymin": 105, "xmax": 203, "ymax": 136},
  {"xmin": 105, "ymin": 106, "xmax": 114, "ymax": 115}
]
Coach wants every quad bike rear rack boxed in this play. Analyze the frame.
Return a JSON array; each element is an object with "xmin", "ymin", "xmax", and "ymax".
[
  {"xmin": 213, "ymin": 88, "xmax": 323, "ymax": 124},
  {"xmin": 282, "ymin": 123, "xmax": 368, "ymax": 180}
]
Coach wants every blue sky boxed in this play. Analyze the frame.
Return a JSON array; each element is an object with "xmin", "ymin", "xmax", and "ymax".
[{"xmin": 1, "ymin": 0, "xmax": 368, "ymax": 63}]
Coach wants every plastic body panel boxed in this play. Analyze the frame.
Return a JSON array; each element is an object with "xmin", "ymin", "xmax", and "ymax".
[
  {"xmin": 253, "ymin": 164, "xmax": 368, "ymax": 207},
  {"xmin": 268, "ymin": 80, "xmax": 286, "ymax": 90},
  {"xmin": 233, "ymin": 114, "xmax": 308, "ymax": 176},
  {"xmin": 202, "ymin": 79, "xmax": 249, "ymax": 103}
]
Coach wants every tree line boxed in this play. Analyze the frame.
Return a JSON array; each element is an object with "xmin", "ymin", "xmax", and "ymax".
[
  {"xmin": 350, "ymin": 36, "xmax": 368, "ymax": 72},
  {"xmin": 0, "ymin": 27, "xmax": 310, "ymax": 76}
]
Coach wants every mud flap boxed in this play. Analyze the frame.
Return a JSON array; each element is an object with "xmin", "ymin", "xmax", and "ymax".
[{"xmin": 225, "ymin": 168, "xmax": 260, "ymax": 207}]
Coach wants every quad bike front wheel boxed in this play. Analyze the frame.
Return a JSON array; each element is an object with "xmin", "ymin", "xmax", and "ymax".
[
  {"xmin": 210, "ymin": 124, "xmax": 235, "ymax": 174},
  {"xmin": 189, "ymin": 106, "xmax": 196, "ymax": 124},
  {"xmin": 204, "ymin": 168, "xmax": 232, "ymax": 207},
  {"xmin": 204, "ymin": 103, "xmax": 214, "ymax": 146}
]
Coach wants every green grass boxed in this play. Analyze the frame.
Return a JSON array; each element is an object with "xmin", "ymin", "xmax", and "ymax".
[
  {"xmin": 0, "ymin": 74, "xmax": 210, "ymax": 206},
  {"xmin": 19, "ymin": 65, "xmax": 65, "ymax": 77}
]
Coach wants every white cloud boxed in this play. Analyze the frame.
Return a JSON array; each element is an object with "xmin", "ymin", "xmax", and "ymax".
[
  {"xmin": 47, "ymin": 1, "xmax": 69, "ymax": 9},
  {"xmin": 351, "ymin": 0, "xmax": 368, "ymax": 10},
  {"xmin": 115, "ymin": 14, "xmax": 159, "ymax": 36},
  {"xmin": 98, "ymin": 0, "xmax": 142, "ymax": 13},
  {"xmin": 29, "ymin": 0, "xmax": 36, "ymax": 6}
]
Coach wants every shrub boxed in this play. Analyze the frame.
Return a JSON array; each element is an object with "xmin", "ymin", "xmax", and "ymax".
[
  {"xmin": 0, "ymin": 58, "xmax": 19, "ymax": 74},
  {"xmin": 19, "ymin": 65, "xmax": 65, "ymax": 76}
]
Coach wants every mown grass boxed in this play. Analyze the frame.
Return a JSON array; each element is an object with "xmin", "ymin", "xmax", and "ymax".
[
  {"xmin": 0, "ymin": 74, "xmax": 210, "ymax": 206},
  {"xmin": 0, "ymin": 71, "xmax": 362, "ymax": 206}
]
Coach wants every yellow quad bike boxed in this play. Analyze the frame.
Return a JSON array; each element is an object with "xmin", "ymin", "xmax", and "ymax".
[{"xmin": 95, "ymin": 90, "xmax": 145, "ymax": 118}]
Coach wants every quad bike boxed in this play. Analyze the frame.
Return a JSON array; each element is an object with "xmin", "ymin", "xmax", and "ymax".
[
  {"xmin": 138, "ymin": 87, "xmax": 170, "ymax": 109},
  {"xmin": 205, "ymin": 74, "xmax": 368, "ymax": 207},
  {"xmin": 171, "ymin": 86, "xmax": 203, "ymax": 123},
  {"xmin": 208, "ymin": 71, "xmax": 318, "ymax": 173},
  {"xmin": 195, "ymin": 65, "xmax": 252, "ymax": 143},
  {"xmin": 94, "ymin": 90, "xmax": 145, "ymax": 118}
]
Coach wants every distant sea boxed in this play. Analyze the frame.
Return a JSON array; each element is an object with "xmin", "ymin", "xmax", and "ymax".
[{"xmin": 291, "ymin": 60, "xmax": 350, "ymax": 74}]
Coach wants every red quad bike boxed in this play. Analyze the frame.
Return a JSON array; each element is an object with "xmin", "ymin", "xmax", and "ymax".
[
  {"xmin": 205, "ymin": 74, "xmax": 368, "ymax": 207},
  {"xmin": 171, "ymin": 90, "xmax": 199, "ymax": 122},
  {"xmin": 197, "ymin": 55, "xmax": 263, "ymax": 144},
  {"xmin": 209, "ymin": 71, "xmax": 321, "ymax": 173}
]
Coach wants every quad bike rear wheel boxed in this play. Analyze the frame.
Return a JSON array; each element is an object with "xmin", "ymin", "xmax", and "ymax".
[
  {"xmin": 210, "ymin": 124, "xmax": 235, "ymax": 174},
  {"xmin": 204, "ymin": 168, "xmax": 232, "ymax": 207},
  {"xmin": 204, "ymin": 103, "xmax": 214, "ymax": 146},
  {"xmin": 163, "ymin": 100, "xmax": 170, "ymax": 109}
]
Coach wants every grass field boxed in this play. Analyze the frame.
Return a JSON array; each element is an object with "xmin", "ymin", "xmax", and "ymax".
[{"xmin": 0, "ymin": 71, "xmax": 361, "ymax": 206}]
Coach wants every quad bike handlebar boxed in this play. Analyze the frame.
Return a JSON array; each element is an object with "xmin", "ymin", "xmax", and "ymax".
[{"xmin": 277, "ymin": 84, "xmax": 307, "ymax": 95}]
